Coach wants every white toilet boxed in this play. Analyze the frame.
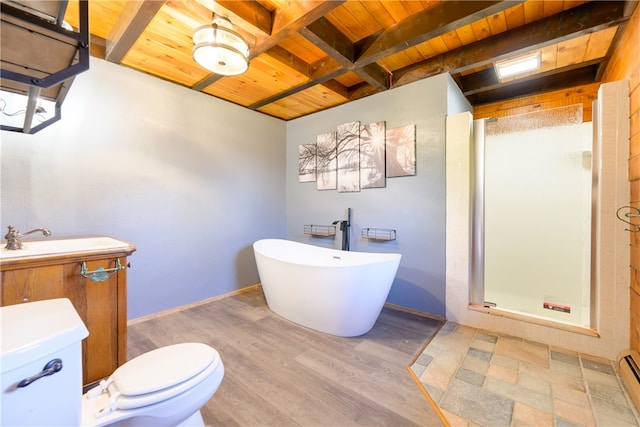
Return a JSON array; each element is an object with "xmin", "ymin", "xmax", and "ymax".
[{"xmin": 0, "ymin": 298, "xmax": 224, "ymax": 426}]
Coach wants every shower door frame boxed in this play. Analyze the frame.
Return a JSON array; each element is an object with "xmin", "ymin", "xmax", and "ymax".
[{"xmin": 469, "ymin": 114, "xmax": 598, "ymax": 330}]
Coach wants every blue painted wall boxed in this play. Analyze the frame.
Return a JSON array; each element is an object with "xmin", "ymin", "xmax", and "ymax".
[
  {"xmin": 286, "ymin": 74, "xmax": 471, "ymax": 315},
  {"xmin": 0, "ymin": 59, "xmax": 286, "ymax": 319}
]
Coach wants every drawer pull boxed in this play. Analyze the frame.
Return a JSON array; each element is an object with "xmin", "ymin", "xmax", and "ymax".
[
  {"xmin": 17, "ymin": 359, "xmax": 63, "ymax": 387},
  {"xmin": 81, "ymin": 259, "xmax": 126, "ymax": 282}
]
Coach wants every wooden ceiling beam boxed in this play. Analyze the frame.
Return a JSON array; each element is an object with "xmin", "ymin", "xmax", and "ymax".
[
  {"xmin": 300, "ymin": 17, "xmax": 390, "ymax": 90},
  {"xmin": 393, "ymin": 1, "xmax": 629, "ymax": 87},
  {"xmin": 248, "ymin": 51, "xmax": 355, "ymax": 110},
  {"xmin": 264, "ymin": 45, "xmax": 310, "ymax": 76},
  {"xmin": 191, "ymin": 73, "xmax": 223, "ymax": 92},
  {"xmin": 460, "ymin": 59, "xmax": 603, "ymax": 96},
  {"xmin": 347, "ymin": 81, "xmax": 381, "ymax": 102},
  {"xmin": 300, "ymin": 17, "xmax": 354, "ymax": 65},
  {"xmin": 192, "ymin": 0, "xmax": 270, "ymax": 38},
  {"xmin": 354, "ymin": 63, "xmax": 390, "ymax": 91},
  {"xmin": 216, "ymin": 0, "xmax": 272, "ymax": 35},
  {"xmin": 458, "ymin": 68, "xmax": 499, "ymax": 95},
  {"xmin": 355, "ymin": 1, "xmax": 524, "ymax": 67},
  {"xmin": 249, "ymin": 67, "xmax": 346, "ymax": 110},
  {"xmin": 105, "ymin": 0, "xmax": 165, "ymax": 63},
  {"xmin": 467, "ymin": 65, "xmax": 599, "ymax": 105},
  {"xmin": 254, "ymin": 1, "xmax": 521, "ymax": 106},
  {"xmin": 321, "ymin": 79, "xmax": 349, "ymax": 99},
  {"xmin": 251, "ymin": 1, "xmax": 346, "ymax": 58},
  {"xmin": 309, "ymin": 57, "xmax": 343, "ymax": 80},
  {"xmin": 89, "ymin": 34, "xmax": 107, "ymax": 59},
  {"xmin": 270, "ymin": 1, "xmax": 343, "ymax": 35}
]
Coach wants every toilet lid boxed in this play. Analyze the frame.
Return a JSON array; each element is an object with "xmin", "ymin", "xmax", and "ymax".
[{"xmin": 110, "ymin": 342, "xmax": 220, "ymax": 409}]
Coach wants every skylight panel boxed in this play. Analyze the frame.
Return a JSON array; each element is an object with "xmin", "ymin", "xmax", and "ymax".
[{"xmin": 495, "ymin": 53, "xmax": 541, "ymax": 80}]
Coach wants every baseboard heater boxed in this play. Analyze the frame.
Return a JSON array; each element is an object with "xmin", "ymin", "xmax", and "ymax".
[{"xmin": 618, "ymin": 349, "xmax": 640, "ymax": 411}]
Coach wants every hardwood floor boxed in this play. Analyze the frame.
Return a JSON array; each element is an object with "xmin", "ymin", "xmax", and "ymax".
[{"xmin": 127, "ymin": 288, "xmax": 444, "ymax": 426}]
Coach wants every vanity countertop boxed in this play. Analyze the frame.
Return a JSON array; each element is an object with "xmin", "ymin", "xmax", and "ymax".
[{"xmin": 0, "ymin": 236, "xmax": 136, "ymax": 269}]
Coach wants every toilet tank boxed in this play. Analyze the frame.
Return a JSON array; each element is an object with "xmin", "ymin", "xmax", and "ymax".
[{"xmin": 1, "ymin": 298, "xmax": 88, "ymax": 426}]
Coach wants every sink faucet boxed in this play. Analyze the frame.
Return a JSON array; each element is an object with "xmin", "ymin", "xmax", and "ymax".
[{"xmin": 4, "ymin": 225, "xmax": 52, "ymax": 250}]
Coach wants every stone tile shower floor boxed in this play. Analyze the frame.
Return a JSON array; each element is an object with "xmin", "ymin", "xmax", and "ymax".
[{"xmin": 412, "ymin": 322, "xmax": 640, "ymax": 426}]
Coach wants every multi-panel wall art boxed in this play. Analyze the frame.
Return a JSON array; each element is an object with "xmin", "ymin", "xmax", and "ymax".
[{"xmin": 298, "ymin": 121, "xmax": 416, "ymax": 192}]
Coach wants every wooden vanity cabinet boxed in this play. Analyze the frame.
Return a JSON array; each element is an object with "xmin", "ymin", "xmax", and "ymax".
[{"xmin": 0, "ymin": 241, "xmax": 135, "ymax": 386}]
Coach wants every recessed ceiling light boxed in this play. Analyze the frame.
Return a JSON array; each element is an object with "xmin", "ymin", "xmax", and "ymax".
[{"xmin": 495, "ymin": 52, "xmax": 541, "ymax": 79}]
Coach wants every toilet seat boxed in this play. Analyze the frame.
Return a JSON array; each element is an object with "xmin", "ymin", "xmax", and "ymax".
[{"xmin": 87, "ymin": 343, "xmax": 221, "ymax": 418}]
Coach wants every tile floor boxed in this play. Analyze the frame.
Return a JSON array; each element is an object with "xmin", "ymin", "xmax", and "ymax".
[{"xmin": 411, "ymin": 322, "xmax": 640, "ymax": 426}]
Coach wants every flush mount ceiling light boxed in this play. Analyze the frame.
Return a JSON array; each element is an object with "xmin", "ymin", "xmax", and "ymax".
[
  {"xmin": 192, "ymin": 15, "xmax": 249, "ymax": 76},
  {"xmin": 495, "ymin": 52, "xmax": 541, "ymax": 80}
]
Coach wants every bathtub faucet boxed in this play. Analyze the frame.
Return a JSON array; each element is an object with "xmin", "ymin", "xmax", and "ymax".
[
  {"xmin": 4, "ymin": 225, "xmax": 52, "ymax": 250},
  {"xmin": 332, "ymin": 208, "xmax": 352, "ymax": 251}
]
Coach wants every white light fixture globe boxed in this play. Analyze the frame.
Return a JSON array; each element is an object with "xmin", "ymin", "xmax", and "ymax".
[{"xmin": 192, "ymin": 15, "xmax": 249, "ymax": 76}]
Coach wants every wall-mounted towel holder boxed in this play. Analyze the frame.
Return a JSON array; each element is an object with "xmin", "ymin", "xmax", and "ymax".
[
  {"xmin": 80, "ymin": 259, "xmax": 127, "ymax": 282},
  {"xmin": 616, "ymin": 206, "xmax": 640, "ymax": 232},
  {"xmin": 304, "ymin": 224, "xmax": 336, "ymax": 237},
  {"xmin": 361, "ymin": 228, "xmax": 396, "ymax": 241}
]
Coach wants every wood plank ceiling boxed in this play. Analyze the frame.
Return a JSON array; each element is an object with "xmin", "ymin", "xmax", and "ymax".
[{"xmin": 45, "ymin": 1, "xmax": 640, "ymax": 120}]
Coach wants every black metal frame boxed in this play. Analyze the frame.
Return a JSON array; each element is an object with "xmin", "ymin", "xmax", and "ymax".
[{"xmin": 0, "ymin": 0, "xmax": 89, "ymax": 134}]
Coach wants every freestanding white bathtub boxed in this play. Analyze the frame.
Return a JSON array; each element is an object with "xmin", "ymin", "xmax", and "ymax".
[{"xmin": 253, "ymin": 239, "xmax": 401, "ymax": 337}]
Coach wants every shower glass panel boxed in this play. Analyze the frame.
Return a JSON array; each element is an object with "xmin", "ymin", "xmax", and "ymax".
[{"xmin": 483, "ymin": 107, "xmax": 592, "ymax": 327}]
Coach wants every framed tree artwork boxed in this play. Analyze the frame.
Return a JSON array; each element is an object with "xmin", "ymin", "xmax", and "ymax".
[
  {"xmin": 360, "ymin": 121, "xmax": 386, "ymax": 188},
  {"xmin": 386, "ymin": 124, "xmax": 416, "ymax": 177},
  {"xmin": 337, "ymin": 121, "xmax": 361, "ymax": 192},
  {"xmin": 316, "ymin": 131, "xmax": 337, "ymax": 190},
  {"xmin": 298, "ymin": 143, "xmax": 316, "ymax": 182}
]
